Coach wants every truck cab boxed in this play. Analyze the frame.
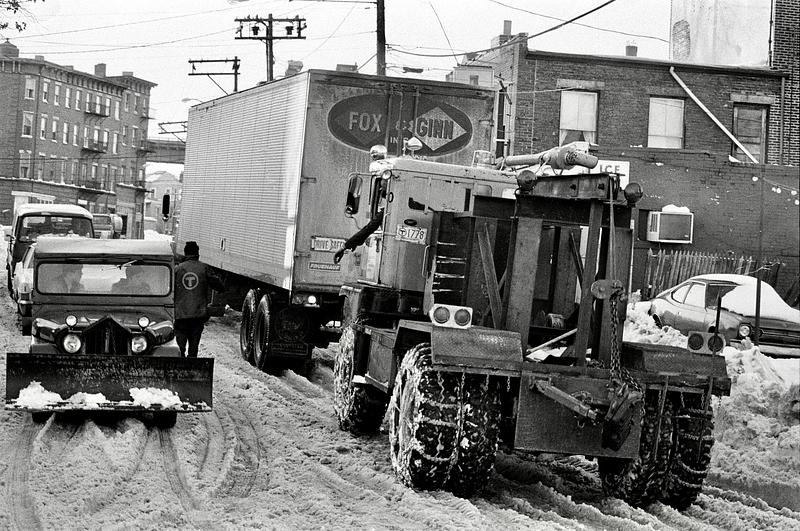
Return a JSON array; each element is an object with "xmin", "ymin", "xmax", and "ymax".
[{"xmin": 5, "ymin": 204, "xmax": 94, "ymax": 294}]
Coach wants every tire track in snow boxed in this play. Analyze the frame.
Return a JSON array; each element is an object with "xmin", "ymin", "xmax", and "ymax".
[
  {"xmin": 192, "ymin": 403, "xmax": 233, "ymax": 493},
  {"xmin": 84, "ymin": 422, "xmax": 150, "ymax": 513},
  {"xmin": 211, "ymin": 393, "xmax": 264, "ymax": 498},
  {"xmin": 7, "ymin": 420, "xmax": 43, "ymax": 531},
  {"xmin": 158, "ymin": 429, "xmax": 200, "ymax": 510}
]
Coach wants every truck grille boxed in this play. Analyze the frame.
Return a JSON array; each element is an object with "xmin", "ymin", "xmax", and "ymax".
[
  {"xmin": 81, "ymin": 317, "xmax": 132, "ymax": 355},
  {"xmin": 760, "ymin": 327, "xmax": 800, "ymax": 347}
]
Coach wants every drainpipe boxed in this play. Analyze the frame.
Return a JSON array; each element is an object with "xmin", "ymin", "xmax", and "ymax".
[
  {"xmin": 779, "ymin": 77, "xmax": 785, "ymax": 165},
  {"xmin": 669, "ymin": 66, "xmax": 763, "ymax": 344},
  {"xmin": 668, "ymin": 66, "xmax": 758, "ymax": 164}
]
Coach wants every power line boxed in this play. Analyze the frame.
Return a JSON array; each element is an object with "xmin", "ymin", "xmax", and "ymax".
[
  {"xmin": 487, "ymin": 0, "xmax": 669, "ymax": 43},
  {"xmin": 300, "ymin": 4, "xmax": 356, "ymax": 61},
  {"xmin": 390, "ymin": 0, "xmax": 620, "ymax": 58},
  {"xmin": 428, "ymin": 2, "xmax": 458, "ymax": 65},
  {"xmin": 21, "ymin": 29, "xmax": 233, "ymax": 55}
]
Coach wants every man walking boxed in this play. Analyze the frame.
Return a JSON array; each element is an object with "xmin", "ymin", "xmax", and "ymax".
[{"xmin": 174, "ymin": 241, "xmax": 223, "ymax": 357}]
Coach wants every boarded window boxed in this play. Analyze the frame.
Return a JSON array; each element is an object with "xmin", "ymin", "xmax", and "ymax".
[
  {"xmin": 732, "ymin": 104, "xmax": 767, "ymax": 162},
  {"xmin": 648, "ymin": 97, "xmax": 684, "ymax": 148}
]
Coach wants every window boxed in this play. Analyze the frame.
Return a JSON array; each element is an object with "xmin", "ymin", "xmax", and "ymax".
[
  {"xmin": 54, "ymin": 84, "xmax": 61, "ymax": 106},
  {"xmin": 124, "ymin": 93, "xmax": 130, "ymax": 112},
  {"xmin": 142, "ymin": 97, "xmax": 148, "ymax": 116},
  {"xmin": 72, "ymin": 124, "xmax": 79, "ymax": 146},
  {"xmin": 25, "ymin": 76, "xmax": 36, "ymax": 99},
  {"xmin": 65, "ymin": 87, "xmax": 71, "ymax": 108},
  {"xmin": 648, "ymin": 97, "xmax": 684, "ymax": 148},
  {"xmin": 122, "ymin": 125, "xmax": 128, "ymax": 145},
  {"xmin": 80, "ymin": 163, "xmax": 87, "ymax": 184},
  {"xmin": 62, "ymin": 121, "xmax": 69, "ymax": 144},
  {"xmin": 105, "ymin": 97, "xmax": 111, "ymax": 116},
  {"xmin": 111, "ymin": 166, "xmax": 118, "ymax": 187},
  {"xmin": 75, "ymin": 89, "xmax": 82, "ymax": 109},
  {"xmin": 91, "ymin": 164, "xmax": 98, "ymax": 181},
  {"xmin": 132, "ymin": 126, "xmax": 138, "ymax": 146},
  {"xmin": 102, "ymin": 130, "xmax": 109, "ymax": 150},
  {"xmin": 559, "ymin": 91, "xmax": 597, "ymax": 145},
  {"xmin": 85, "ymin": 92, "xmax": 92, "ymax": 112},
  {"xmin": 671, "ymin": 283, "xmax": 690, "ymax": 303},
  {"xmin": 93, "ymin": 128, "xmax": 100, "ymax": 144},
  {"xmin": 60, "ymin": 159, "xmax": 67, "ymax": 183},
  {"xmin": 114, "ymin": 101, "xmax": 120, "ymax": 120},
  {"xmin": 19, "ymin": 151, "xmax": 31, "ymax": 179},
  {"xmin": 112, "ymin": 132, "xmax": 119, "ymax": 154},
  {"xmin": 22, "ymin": 112, "xmax": 33, "ymax": 137},
  {"xmin": 95, "ymin": 94, "xmax": 102, "ymax": 114},
  {"xmin": 684, "ymin": 282, "xmax": 706, "ymax": 307},
  {"xmin": 39, "ymin": 115, "xmax": 47, "ymax": 140},
  {"xmin": 469, "ymin": 75, "xmax": 479, "ymax": 86},
  {"xmin": 51, "ymin": 118, "xmax": 59, "ymax": 141},
  {"xmin": 83, "ymin": 126, "xmax": 89, "ymax": 148},
  {"xmin": 134, "ymin": 94, "xmax": 140, "ymax": 114},
  {"xmin": 49, "ymin": 155, "xmax": 57, "ymax": 181},
  {"xmin": 37, "ymin": 153, "xmax": 45, "ymax": 180},
  {"xmin": 42, "ymin": 81, "xmax": 49, "ymax": 103},
  {"xmin": 72, "ymin": 160, "xmax": 79, "ymax": 183},
  {"xmin": 732, "ymin": 104, "xmax": 767, "ymax": 162},
  {"xmin": 101, "ymin": 165, "xmax": 109, "ymax": 189}
]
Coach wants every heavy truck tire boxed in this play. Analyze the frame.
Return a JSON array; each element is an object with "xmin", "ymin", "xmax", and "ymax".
[
  {"xmin": 598, "ymin": 391, "xmax": 674, "ymax": 507},
  {"xmin": 240, "ymin": 289, "xmax": 259, "ymax": 365},
  {"xmin": 389, "ymin": 343, "xmax": 501, "ymax": 497},
  {"xmin": 253, "ymin": 295, "xmax": 275, "ymax": 373},
  {"xmin": 333, "ymin": 324, "xmax": 388, "ymax": 434},
  {"xmin": 662, "ymin": 396, "xmax": 714, "ymax": 510}
]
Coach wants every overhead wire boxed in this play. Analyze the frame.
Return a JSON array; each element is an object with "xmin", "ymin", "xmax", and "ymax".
[
  {"xmin": 428, "ymin": 2, "xmax": 459, "ymax": 65},
  {"xmin": 390, "ymin": 0, "xmax": 620, "ymax": 58}
]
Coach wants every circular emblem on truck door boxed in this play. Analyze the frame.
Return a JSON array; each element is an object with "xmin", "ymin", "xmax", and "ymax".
[{"xmin": 182, "ymin": 272, "xmax": 199, "ymax": 290}]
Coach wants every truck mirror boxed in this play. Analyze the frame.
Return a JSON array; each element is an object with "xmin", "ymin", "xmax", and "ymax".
[
  {"xmin": 162, "ymin": 194, "xmax": 171, "ymax": 221},
  {"xmin": 345, "ymin": 174, "xmax": 362, "ymax": 216}
]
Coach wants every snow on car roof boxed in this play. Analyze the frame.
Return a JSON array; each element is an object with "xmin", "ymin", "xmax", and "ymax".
[
  {"xmin": 14, "ymin": 203, "xmax": 92, "ymax": 218},
  {"xmin": 687, "ymin": 274, "xmax": 800, "ymax": 323},
  {"xmin": 33, "ymin": 237, "xmax": 174, "ymax": 258}
]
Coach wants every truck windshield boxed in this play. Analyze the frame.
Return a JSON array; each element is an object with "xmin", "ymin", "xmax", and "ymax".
[
  {"xmin": 18, "ymin": 215, "xmax": 93, "ymax": 242},
  {"xmin": 37, "ymin": 262, "xmax": 171, "ymax": 296}
]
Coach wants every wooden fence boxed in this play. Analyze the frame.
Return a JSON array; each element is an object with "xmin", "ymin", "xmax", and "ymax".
[{"xmin": 641, "ymin": 250, "xmax": 783, "ymax": 300}]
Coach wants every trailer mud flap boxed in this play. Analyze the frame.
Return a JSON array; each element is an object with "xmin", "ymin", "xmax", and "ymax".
[
  {"xmin": 515, "ymin": 373, "xmax": 641, "ymax": 459},
  {"xmin": 5, "ymin": 353, "xmax": 213, "ymax": 412}
]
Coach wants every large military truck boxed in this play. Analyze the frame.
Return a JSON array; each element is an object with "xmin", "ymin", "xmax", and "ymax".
[
  {"xmin": 332, "ymin": 143, "xmax": 731, "ymax": 508},
  {"xmin": 176, "ymin": 69, "xmax": 497, "ymax": 373}
]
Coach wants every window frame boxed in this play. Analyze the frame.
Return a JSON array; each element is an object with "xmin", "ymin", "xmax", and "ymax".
[
  {"xmin": 647, "ymin": 97, "xmax": 685, "ymax": 149},
  {"xmin": 559, "ymin": 90, "xmax": 598, "ymax": 146},
  {"xmin": 732, "ymin": 103, "xmax": 767, "ymax": 163}
]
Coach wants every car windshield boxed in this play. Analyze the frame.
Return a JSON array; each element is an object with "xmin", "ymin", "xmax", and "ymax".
[
  {"xmin": 36, "ymin": 262, "xmax": 171, "ymax": 296},
  {"xmin": 18, "ymin": 215, "xmax": 93, "ymax": 242}
]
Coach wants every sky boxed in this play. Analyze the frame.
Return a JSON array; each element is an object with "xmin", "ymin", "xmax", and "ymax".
[{"xmin": 2, "ymin": 0, "xmax": 673, "ymax": 139}]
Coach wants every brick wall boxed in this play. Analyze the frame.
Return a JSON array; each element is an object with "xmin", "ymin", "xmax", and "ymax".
[
  {"xmin": 514, "ymin": 52, "xmax": 786, "ymax": 164},
  {"xmin": 592, "ymin": 147, "xmax": 799, "ymax": 297},
  {"xmin": 0, "ymin": 70, "xmax": 22, "ymax": 179},
  {"xmin": 772, "ymin": 0, "xmax": 800, "ymax": 165}
]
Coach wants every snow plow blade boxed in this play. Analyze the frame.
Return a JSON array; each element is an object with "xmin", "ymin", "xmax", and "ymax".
[{"xmin": 4, "ymin": 353, "xmax": 213, "ymax": 413}]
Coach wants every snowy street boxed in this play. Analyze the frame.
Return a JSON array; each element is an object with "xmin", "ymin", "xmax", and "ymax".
[{"xmin": 0, "ymin": 282, "xmax": 798, "ymax": 530}]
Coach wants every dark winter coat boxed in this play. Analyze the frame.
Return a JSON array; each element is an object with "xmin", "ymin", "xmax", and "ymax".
[{"xmin": 174, "ymin": 257, "xmax": 223, "ymax": 320}]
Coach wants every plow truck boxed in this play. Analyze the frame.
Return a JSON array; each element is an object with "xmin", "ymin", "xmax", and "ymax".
[
  {"xmin": 331, "ymin": 142, "xmax": 731, "ymax": 508},
  {"xmin": 5, "ymin": 238, "xmax": 213, "ymax": 428},
  {"xmin": 176, "ymin": 69, "xmax": 496, "ymax": 374}
]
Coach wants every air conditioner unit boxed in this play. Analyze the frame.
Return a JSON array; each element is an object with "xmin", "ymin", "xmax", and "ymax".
[{"xmin": 646, "ymin": 211, "xmax": 694, "ymax": 244}]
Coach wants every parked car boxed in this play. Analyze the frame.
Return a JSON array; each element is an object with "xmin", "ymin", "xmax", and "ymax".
[
  {"xmin": 11, "ymin": 244, "xmax": 35, "ymax": 334},
  {"xmin": 649, "ymin": 274, "xmax": 800, "ymax": 357},
  {"xmin": 92, "ymin": 213, "xmax": 123, "ymax": 239}
]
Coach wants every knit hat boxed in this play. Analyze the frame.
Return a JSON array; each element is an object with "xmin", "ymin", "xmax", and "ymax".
[{"xmin": 184, "ymin": 241, "xmax": 199, "ymax": 256}]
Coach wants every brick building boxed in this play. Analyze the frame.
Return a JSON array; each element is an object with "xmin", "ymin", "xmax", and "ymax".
[
  {"xmin": 0, "ymin": 40, "xmax": 155, "ymax": 238},
  {"xmin": 458, "ymin": 17, "xmax": 799, "ymax": 297}
]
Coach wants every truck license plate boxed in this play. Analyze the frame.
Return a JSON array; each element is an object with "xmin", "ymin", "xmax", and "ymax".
[{"xmin": 395, "ymin": 225, "xmax": 427, "ymax": 244}]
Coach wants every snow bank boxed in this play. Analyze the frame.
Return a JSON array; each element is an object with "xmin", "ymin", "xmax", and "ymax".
[{"xmin": 624, "ymin": 301, "xmax": 687, "ymax": 347}]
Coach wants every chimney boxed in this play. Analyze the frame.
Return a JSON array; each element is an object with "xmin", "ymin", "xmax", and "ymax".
[
  {"xmin": 335, "ymin": 64, "xmax": 358, "ymax": 72},
  {"xmin": 491, "ymin": 20, "xmax": 514, "ymax": 48},
  {"xmin": 94, "ymin": 63, "xmax": 107, "ymax": 77},
  {"xmin": 503, "ymin": 20, "xmax": 512, "ymax": 36},
  {"xmin": 35, "ymin": 55, "xmax": 44, "ymax": 61},
  {"xmin": 625, "ymin": 43, "xmax": 638, "ymax": 57},
  {"xmin": 122, "ymin": 71, "xmax": 134, "ymax": 77}
]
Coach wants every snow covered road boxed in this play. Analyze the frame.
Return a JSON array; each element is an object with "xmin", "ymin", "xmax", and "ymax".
[{"xmin": 1, "ymin": 299, "xmax": 799, "ymax": 529}]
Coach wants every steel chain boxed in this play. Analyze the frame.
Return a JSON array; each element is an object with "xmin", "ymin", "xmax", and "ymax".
[{"xmin": 609, "ymin": 292, "xmax": 646, "ymax": 416}]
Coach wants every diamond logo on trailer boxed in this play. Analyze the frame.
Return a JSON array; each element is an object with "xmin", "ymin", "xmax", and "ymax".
[
  {"xmin": 328, "ymin": 94, "xmax": 474, "ymax": 157},
  {"xmin": 410, "ymin": 106, "xmax": 466, "ymax": 152}
]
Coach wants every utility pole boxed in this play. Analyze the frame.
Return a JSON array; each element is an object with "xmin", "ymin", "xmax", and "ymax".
[
  {"xmin": 235, "ymin": 15, "xmax": 307, "ymax": 82},
  {"xmin": 376, "ymin": 0, "xmax": 385, "ymax": 76},
  {"xmin": 188, "ymin": 57, "xmax": 241, "ymax": 94}
]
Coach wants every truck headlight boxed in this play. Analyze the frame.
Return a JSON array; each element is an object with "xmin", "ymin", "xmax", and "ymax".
[
  {"xmin": 429, "ymin": 304, "xmax": 473, "ymax": 329},
  {"xmin": 62, "ymin": 333, "xmax": 82, "ymax": 353},
  {"xmin": 65, "ymin": 315, "xmax": 78, "ymax": 327},
  {"xmin": 138, "ymin": 316, "xmax": 151, "ymax": 328},
  {"xmin": 738, "ymin": 324, "xmax": 751, "ymax": 338},
  {"xmin": 131, "ymin": 335, "xmax": 149, "ymax": 354}
]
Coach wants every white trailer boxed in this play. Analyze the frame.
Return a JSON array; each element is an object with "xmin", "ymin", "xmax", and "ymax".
[{"xmin": 177, "ymin": 69, "xmax": 497, "ymax": 373}]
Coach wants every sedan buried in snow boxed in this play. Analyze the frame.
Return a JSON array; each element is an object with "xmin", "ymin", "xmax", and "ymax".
[{"xmin": 649, "ymin": 274, "xmax": 800, "ymax": 357}]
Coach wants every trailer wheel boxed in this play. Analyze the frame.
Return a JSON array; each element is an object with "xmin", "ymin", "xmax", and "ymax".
[
  {"xmin": 333, "ymin": 324, "xmax": 388, "ymax": 434},
  {"xmin": 253, "ymin": 295, "xmax": 275, "ymax": 372},
  {"xmin": 662, "ymin": 396, "xmax": 714, "ymax": 510},
  {"xmin": 598, "ymin": 391, "xmax": 674, "ymax": 507},
  {"xmin": 240, "ymin": 289, "xmax": 259, "ymax": 365},
  {"xmin": 389, "ymin": 344, "xmax": 500, "ymax": 497}
]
